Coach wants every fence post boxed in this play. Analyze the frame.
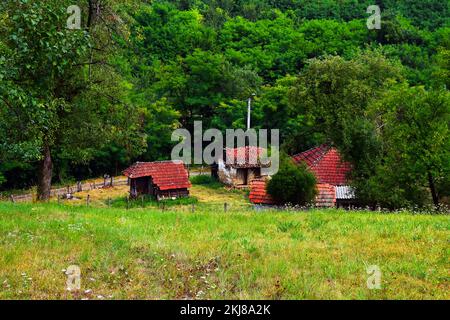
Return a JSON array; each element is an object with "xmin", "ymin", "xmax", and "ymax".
[
  {"xmin": 77, "ymin": 181, "xmax": 82, "ymax": 193},
  {"xmin": 141, "ymin": 195, "xmax": 145, "ymax": 208},
  {"xmin": 110, "ymin": 176, "xmax": 113, "ymax": 187},
  {"xmin": 86, "ymin": 195, "xmax": 90, "ymax": 207},
  {"xmin": 191, "ymin": 204, "xmax": 195, "ymax": 213},
  {"xmin": 224, "ymin": 202, "xmax": 228, "ymax": 213},
  {"xmin": 10, "ymin": 195, "xmax": 15, "ymax": 204}
]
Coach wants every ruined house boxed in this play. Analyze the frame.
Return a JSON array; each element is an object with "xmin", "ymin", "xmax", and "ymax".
[
  {"xmin": 212, "ymin": 146, "xmax": 270, "ymax": 188},
  {"xmin": 292, "ymin": 144, "xmax": 356, "ymax": 208},
  {"xmin": 249, "ymin": 145, "xmax": 357, "ymax": 208}
]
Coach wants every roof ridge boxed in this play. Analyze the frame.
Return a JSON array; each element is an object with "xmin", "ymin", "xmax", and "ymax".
[
  {"xmin": 293, "ymin": 144, "xmax": 331, "ymax": 168},
  {"xmin": 310, "ymin": 144, "xmax": 332, "ymax": 168},
  {"xmin": 135, "ymin": 160, "xmax": 184, "ymax": 164},
  {"xmin": 123, "ymin": 161, "xmax": 191, "ymax": 189},
  {"xmin": 292, "ymin": 143, "xmax": 329, "ymax": 157}
]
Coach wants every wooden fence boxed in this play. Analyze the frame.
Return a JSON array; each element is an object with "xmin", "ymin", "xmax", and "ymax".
[
  {"xmin": 2, "ymin": 169, "xmax": 210, "ymax": 203},
  {"xmin": 3, "ymin": 178, "xmax": 129, "ymax": 203}
]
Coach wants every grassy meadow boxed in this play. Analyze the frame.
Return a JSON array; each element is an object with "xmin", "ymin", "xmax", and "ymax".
[{"xmin": 0, "ymin": 195, "xmax": 448, "ymax": 300}]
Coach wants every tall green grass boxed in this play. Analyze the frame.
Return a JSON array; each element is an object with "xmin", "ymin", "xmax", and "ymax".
[{"xmin": 0, "ymin": 202, "xmax": 448, "ymax": 300}]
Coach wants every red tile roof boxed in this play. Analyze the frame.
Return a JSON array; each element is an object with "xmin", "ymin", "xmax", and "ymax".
[
  {"xmin": 249, "ymin": 180, "xmax": 338, "ymax": 207},
  {"xmin": 225, "ymin": 146, "xmax": 269, "ymax": 168},
  {"xmin": 249, "ymin": 179, "xmax": 277, "ymax": 205},
  {"xmin": 316, "ymin": 184, "xmax": 336, "ymax": 208},
  {"xmin": 292, "ymin": 145, "xmax": 351, "ymax": 186},
  {"xmin": 123, "ymin": 161, "xmax": 191, "ymax": 191}
]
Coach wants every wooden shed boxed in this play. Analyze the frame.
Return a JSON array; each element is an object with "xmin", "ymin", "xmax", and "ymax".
[{"xmin": 123, "ymin": 161, "xmax": 191, "ymax": 201}]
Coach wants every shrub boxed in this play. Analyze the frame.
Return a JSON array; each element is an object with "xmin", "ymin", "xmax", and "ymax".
[
  {"xmin": 190, "ymin": 175, "xmax": 215, "ymax": 185},
  {"xmin": 267, "ymin": 155, "xmax": 317, "ymax": 206},
  {"xmin": 190, "ymin": 175, "xmax": 223, "ymax": 189}
]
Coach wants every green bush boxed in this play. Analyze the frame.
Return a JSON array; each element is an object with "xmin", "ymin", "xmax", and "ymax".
[
  {"xmin": 190, "ymin": 175, "xmax": 224, "ymax": 189},
  {"xmin": 190, "ymin": 175, "xmax": 214, "ymax": 185},
  {"xmin": 267, "ymin": 155, "xmax": 317, "ymax": 206}
]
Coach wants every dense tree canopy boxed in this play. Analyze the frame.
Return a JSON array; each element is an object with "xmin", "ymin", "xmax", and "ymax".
[
  {"xmin": 0, "ymin": 0, "xmax": 146, "ymax": 198},
  {"xmin": 0, "ymin": 0, "xmax": 449, "ymax": 208},
  {"xmin": 290, "ymin": 52, "xmax": 449, "ymax": 208}
]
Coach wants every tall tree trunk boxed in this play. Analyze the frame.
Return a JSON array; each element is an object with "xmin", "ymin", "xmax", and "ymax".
[
  {"xmin": 428, "ymin": 171, "xmax": 439, "ymax": 209},
  {"xmin": 37, "ymin": 144, "xmax": 53, "ymax": 201}
]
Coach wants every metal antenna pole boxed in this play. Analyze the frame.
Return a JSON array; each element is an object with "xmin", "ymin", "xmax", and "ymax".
[
  {"xmin": 247, "ymin": 93, "xmax": 255, "ymax": 131},
  {"xmin": 247, "ymin": 96, "xmax": 252, "ymax": 131}
]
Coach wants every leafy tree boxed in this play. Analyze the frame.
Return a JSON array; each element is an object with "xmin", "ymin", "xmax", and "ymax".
[
  {"xmin": 267, "ymin": 154, "xmax": 317, "ymax": 205},
  {"xmin": 0, "ymin": 0, "xmax": 145, "ymax": 199},
  {"xmin": 290, "ymin": 51, "xmax": 403, "ymax": 155},
  {"xmin": 299, "ymin": 19, "xmax": 368, "ymax": 59},
  {"xmin": 365, "ymin": 85, "xmax": 450, "ymax": 208},
  {"xmin": 1, "ymin": 0, "xmax": 448, "ymax": 197},
  {"xmin": 132, "ymin": 3, "xmax": 216, "ymax": 63},
  {"xmin": 148, "ymin": 49, "xmax": 261, "ymax": 129},
  {"xmin": 290, "ymin": 51, "xmax": 449, "ymax": 209},
  {"xmin": 432, "ymin": 47, "xmax": 450, "ymax": 89},
  {"xmin": 220, "ymin": 14, "xmax": 312, "ymax": 82},
  {"xmin": 253, "ymin": 75, "xmax": 324, "ymax": 154}
]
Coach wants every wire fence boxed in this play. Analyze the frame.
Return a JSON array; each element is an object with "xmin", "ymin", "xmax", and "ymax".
[
  {"xmin": 2, "ymin": 169, "xmax": 210, "ymax": 203},
  {"xmin": 2, "ymin": 177, "xmax": 129, "ymax": 203},
  {"xmin": 47, "ymin": 194, "xmax": 256, "ymax": 213}
]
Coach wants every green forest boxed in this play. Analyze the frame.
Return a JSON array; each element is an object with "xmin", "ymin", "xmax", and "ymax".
[{"xmin": 0, "ymin": 0, "xmax": 449, "ymax": 209}]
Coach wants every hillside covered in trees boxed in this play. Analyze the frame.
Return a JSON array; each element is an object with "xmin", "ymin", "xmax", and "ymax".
[{"xmin": 0, "ymin": 0, "xmax": 449, "ymax": 209}]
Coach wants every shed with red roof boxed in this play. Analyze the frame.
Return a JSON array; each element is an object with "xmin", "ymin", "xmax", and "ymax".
[{"xmin": 123, "ymin": 161, "xmax": 191, "ymax": 200}]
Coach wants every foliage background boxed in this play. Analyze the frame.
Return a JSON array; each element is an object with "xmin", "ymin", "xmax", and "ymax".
[{"xmin": 0, "ymin": 0, "xmax": 448, "ymax": 208}]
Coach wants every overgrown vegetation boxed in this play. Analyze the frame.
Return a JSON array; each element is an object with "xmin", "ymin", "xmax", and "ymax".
[
  {"xmin": 0, "ymin": 0, "xmax": 449, "ymax": 209},
  {"xmin": 190, "ymin": 175, "xmax": 223, "ymax": 189},
  {"xmin": 0, "ymin": 202, "xmax": 448, "ymax": 299},
  {"xmin": 267, "ymin": 155, "xmax": 317, "ymax": 205}
]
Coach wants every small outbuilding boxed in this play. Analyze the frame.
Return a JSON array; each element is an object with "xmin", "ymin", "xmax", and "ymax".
[
  {"xmin": 249, "ymin": 178, "xmax": 276, "ymax": 205},
  {"xmin": 248, "ymin": 144, "xmax": 359, "ymax": 208},
  {"xmin": 212, "ymin": 146, "xmax": 270, "ymax": 188},
  {"xmin": 123, "ymin": 161, "xmax": 191, "ymax": 201},
  {"xmin": 292, "ymin": 144, "xmax": 358, "ymax": 208}
]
